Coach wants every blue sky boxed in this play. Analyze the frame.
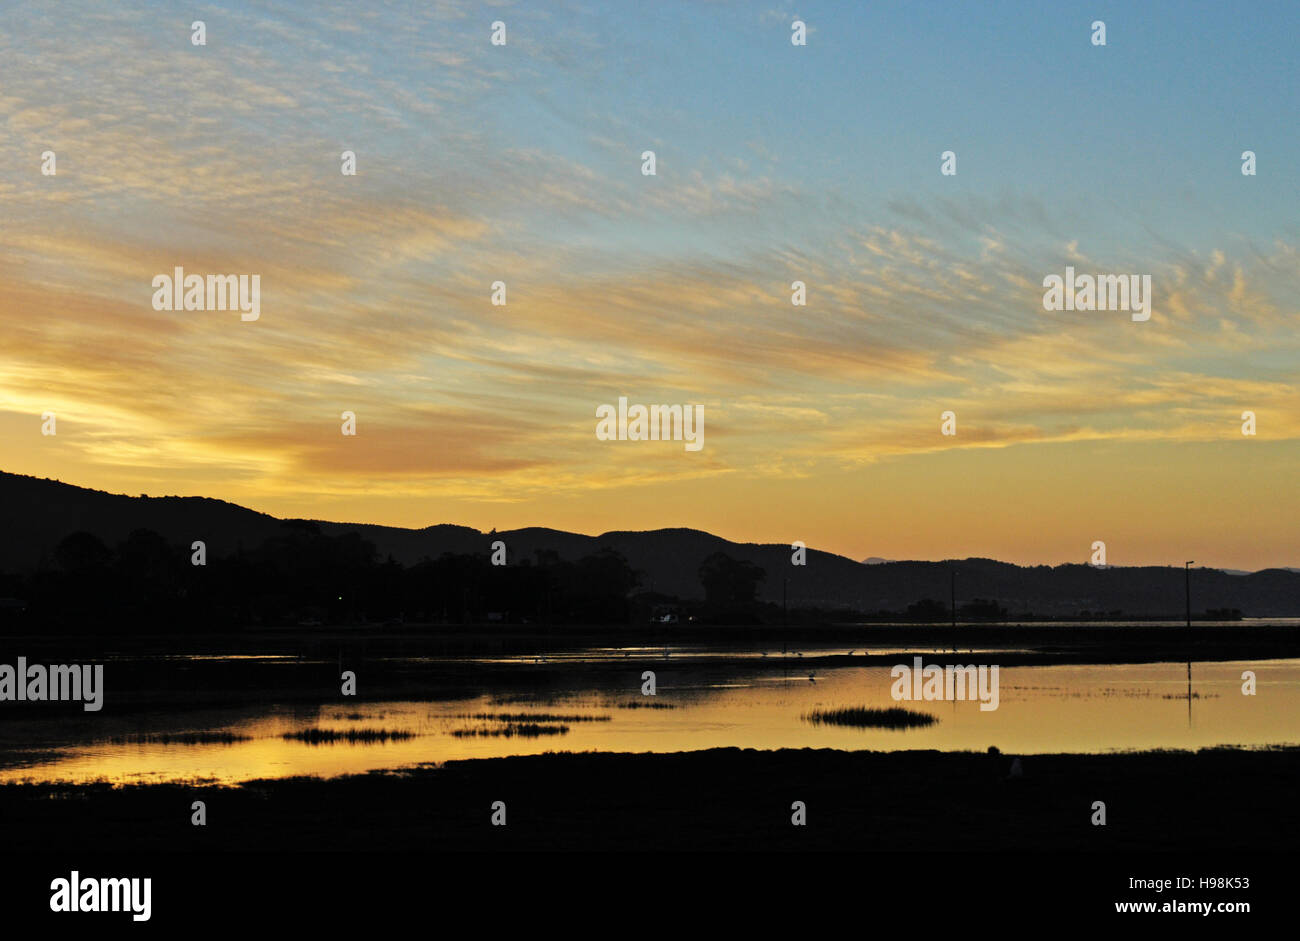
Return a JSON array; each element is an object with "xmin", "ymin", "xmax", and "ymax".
[
  {"xmin": 1, "ymin": 0, "xmax": 1297, "ymax": 566},
  {"xmin": 475, "ymin": 1, "xmax": 1298, "ymax": 255}
]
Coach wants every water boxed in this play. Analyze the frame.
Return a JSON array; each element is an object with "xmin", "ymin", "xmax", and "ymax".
[{"xmin": 1, "ymin": 655, "xmax": 1296, "ymax": 785}]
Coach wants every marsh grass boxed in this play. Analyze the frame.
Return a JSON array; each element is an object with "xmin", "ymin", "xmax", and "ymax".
[
  {"xmin": 455, "ymin": 712, "xmax": 610, "ymax": 722},
  {"xmin": 108, "ymin": 731, "xmax": 252, "ymax": 745},
  {"xmin": 283, "ymin": 729, "xmax": 415, "ymax": 745},
  {"xmin": 450, "ymin": 723, "xmax": 569, "ymax": 738},
  {"xmin": 803, "ymin": 707, "xmax": 938, "ymax": 729}
]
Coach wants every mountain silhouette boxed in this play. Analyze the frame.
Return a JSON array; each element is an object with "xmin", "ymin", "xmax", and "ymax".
[{"xmin": 2, "ymin": 470, "xmax": 1298, "ymax": 617}]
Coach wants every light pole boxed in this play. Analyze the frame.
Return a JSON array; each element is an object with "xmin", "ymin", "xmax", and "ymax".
[
  {"xmin": 950, "ymin": 569, "xmax": 958, "ymax": 652},
  {"xmin": 782, "ymin": 577, "xmax": 789, "ymax": 655},
  {"xmin": 1185, "ymin": 561, "xmax": 1194, "ymax": 721},
  {"xmin": 950, "ymin": 569, "xmax": 957, "ymax": 630}
]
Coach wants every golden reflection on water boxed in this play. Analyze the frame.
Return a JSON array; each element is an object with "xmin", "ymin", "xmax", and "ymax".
[{"xmin": 1, "ymin": 659, "xmax": 1297, "ymax": 785}]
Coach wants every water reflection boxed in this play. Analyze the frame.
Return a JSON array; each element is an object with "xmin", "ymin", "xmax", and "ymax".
[{"xmin": 1, "ymin": 657, "xmax": 1296, "ymax": 785}]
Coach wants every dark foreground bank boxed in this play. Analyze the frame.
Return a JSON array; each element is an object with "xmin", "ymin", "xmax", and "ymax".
[{"xmin": 2, "ymin": 745, "xmax": 1296, "ymax": 852}]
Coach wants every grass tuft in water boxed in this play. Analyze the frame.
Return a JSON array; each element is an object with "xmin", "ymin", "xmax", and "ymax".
[
  {"xmin": 283, "ymin": 728, "xmax": 415, "ymax": 744},
  {"xmin": 108, "ymin": 731, "xmax": 252, "ymax": 745},
  {"xmin": 450, "ymin": 723, "xmax": 569, "ymax": 738},
  {"xmin": 455, "ymin": 712, "xmax": 610, "ymax": 723},
  {"xmin": 803, "ymin": 707, "xmax": 938, "ymax": 729}
]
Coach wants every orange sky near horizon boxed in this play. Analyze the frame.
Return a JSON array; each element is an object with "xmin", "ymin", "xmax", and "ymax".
[
  {"xmin": 6, "ymin": 433, "xmax": 1296, "ymax": 571},
  {"xmin": 1, "ymin": 3, "xmax": 1297, "ymax": 571}
]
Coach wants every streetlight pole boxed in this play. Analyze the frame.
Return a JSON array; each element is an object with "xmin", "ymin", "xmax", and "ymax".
[
  {"xmin": 782, "ymin": 577, "xmax": 788, "ymax": 655},
  {"xmin": 950, "ymin": 569, "xmax": 958, "ymax": 652},
  {"xmin": 1185, "ymin": 561, "xmax": 1194, "ymax": 722}
]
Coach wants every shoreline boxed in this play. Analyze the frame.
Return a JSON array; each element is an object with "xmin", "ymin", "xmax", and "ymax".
[
  {"xmin": 3, "ymin": 745, "xmax": 1297, "ymax": 852},
  {"xmin": 0, "ymin": 622, "xmax": 1294, "ymax": 717}
]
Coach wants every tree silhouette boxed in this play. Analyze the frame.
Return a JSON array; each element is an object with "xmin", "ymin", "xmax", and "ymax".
[
  {"xmin": 698, "ymin": 552, "xmax": 765, "ymax": 605},
  {"xmin": 54, "ymin": 531, "xmax": 112, "ymax": 573}
]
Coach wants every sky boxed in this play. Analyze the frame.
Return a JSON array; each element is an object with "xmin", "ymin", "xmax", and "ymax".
[{"xmin": 1, "ymin": 0, "xmax": 1297, "ymax": 569}]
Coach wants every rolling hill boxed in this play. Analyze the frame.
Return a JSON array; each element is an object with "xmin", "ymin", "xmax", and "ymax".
[{"xmin": 2, "ymin": 471, "xmax": 1298, "ymax": 617}]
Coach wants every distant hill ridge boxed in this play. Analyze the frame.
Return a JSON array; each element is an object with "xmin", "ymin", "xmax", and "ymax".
[{"xmin": 2, "ymin": 471, "xmax": 1298, "ymax": 616}]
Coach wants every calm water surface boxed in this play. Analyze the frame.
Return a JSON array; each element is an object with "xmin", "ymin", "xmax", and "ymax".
[{"xmin": 1, "ymin": 654, "xmax": 1296, "ymax": 784}]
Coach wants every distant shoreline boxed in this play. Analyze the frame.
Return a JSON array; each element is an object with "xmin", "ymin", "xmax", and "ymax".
[{"xmin": 0, "ymin": 622, "xmax": 1294, "ymax": 719}]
